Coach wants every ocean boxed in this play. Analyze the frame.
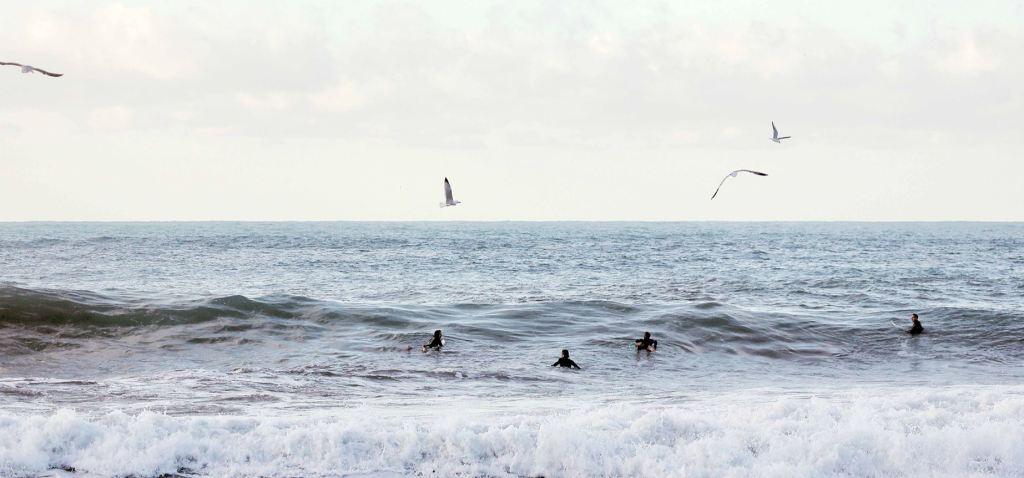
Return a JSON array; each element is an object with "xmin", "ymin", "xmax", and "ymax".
[{"xmin": 1, "ymin": 222, "xmax": 1022, "ymax": 477}]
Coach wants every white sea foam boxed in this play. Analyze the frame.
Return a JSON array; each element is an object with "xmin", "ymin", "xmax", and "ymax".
[{"xmin": 2, "ymin": 386, "xmax": 1023, "ymax": 478}]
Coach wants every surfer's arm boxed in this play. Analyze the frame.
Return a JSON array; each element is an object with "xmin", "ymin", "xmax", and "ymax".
[{"xmin": 571, "ymin": 360, "xmax": 581, "ymax": 370}]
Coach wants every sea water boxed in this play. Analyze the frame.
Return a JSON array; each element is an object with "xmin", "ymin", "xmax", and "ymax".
[{"xmin": 1, "ymin": 222, "xmax": 1022, "ymax": 477}]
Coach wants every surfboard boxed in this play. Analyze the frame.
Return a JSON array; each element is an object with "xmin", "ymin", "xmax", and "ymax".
[{"xmin": 890, "ymin": 321, "xmax": 902, "ymax": 329}]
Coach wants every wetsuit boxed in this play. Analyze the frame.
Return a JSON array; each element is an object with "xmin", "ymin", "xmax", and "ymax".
[
  {"xmin": 425, "ymin": 336, "xmax": 443, "ymax": 349},
  {"xmin": 552, "ymin": 357, "xmax": 581, "ymax": 369},
  {"xmin": 636, "ymin": 337, "xmax": 658, "ymax": 351},
  {"xmin": 908, "ymin": 321, "xmax": 923, "ymax": 335}
]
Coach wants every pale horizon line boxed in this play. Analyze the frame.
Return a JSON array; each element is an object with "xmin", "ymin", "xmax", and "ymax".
[{"xmin": 2, "ymin": 220, "xmax": 1022, "ymax": 225}]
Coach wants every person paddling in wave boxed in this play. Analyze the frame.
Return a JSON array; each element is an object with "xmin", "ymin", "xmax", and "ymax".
[
  {"xmin": 907, "ymin": 313, "xmax": 923, "ymax": 335},
  {"xmin": 421, "ymin": 329, "xmax": 444, "ymax": 353},
  {"xmin": 635, "ymin": 331, "xmax": 657, "ymax": 352},
  {"xmin": 552, "ymin": 349, "xmax": 581, "ymax": 370}
]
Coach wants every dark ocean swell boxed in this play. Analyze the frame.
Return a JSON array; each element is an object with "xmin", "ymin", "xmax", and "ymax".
[{"xmin": 2, "ymin": 285, "xmax": 1022, "ymax": 365}]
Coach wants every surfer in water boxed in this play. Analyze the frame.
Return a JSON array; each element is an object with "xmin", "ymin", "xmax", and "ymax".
[
  {"xmin": 907, "ymin": 313, "xmax": 923, "ymax": 335},
  {"xmin": 552, "ymin": 349, "xmax": 581, "ymax": 369},
  {"xmin": 635, "ymin": 331, "xmax": 657, "ymax": 352},
  {"xmin": 421, "ymin": 329, "xmax": 444, "ymax": 353}
]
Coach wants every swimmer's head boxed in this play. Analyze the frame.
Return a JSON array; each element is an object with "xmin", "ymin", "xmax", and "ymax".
[
  {"xmin": 911, "ymin": 313, "xmax": 919, "ymax": 321},
  {"xmin": 644, "ymin": 332, "xmax": 651, "ymax": 339},
  {"xmin": 434, "ymin": 329, "xmax": 442, "ymax": 337},
  {"xmin": 561, "ymin": 349, "xmax": 569, "ymax": 358}
]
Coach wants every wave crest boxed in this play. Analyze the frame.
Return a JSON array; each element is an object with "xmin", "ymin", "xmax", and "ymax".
[
  {"xmin": 2, "ymin": 285, "xmax": 1023, "ymax": 363},
  {"xmin": 1, "ymin": 387, "xmax": 1022, "ymax": 478}
]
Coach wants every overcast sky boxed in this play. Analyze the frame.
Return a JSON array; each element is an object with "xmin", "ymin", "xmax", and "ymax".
[{"xmin": 1, "ymin": 0, "xmax": 1022, "ymax": 221}]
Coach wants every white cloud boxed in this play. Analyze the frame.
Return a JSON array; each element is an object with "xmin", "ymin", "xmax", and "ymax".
[
  {"xmin": 0, "ymin": 109, "xmax": 78, "ymax": 138},
  {"xmin": 20, "ymin": 4, "xmax": 200, "ymax": 81},
  {"xmin": 90, "ymin": 4, "xmax": 200, "ymax": 80},
  {"xmin": 308, "ymin": 82, "xmax": 369, "ymax": 113},
  {"xmin": 235, "ymin": 92, "xmax": 296, "ymax": 112},
  {"xmin": 88, "ymin": 105, "xmax": 135, "ymax": 130},
  {"xmin": 929, "ymin": 32, "xmax": 1002, "ymax": 76}
]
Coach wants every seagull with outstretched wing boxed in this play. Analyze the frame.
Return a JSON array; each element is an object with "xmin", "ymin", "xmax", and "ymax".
[
  {"xmin": 1, "ymin": 62, "xmax": 63, "ymax": 77},
  {"xmin": 770, "ymin": 121, "xmax": 790, "ymax": 143},
  {"xmin": 440, "ymin": 177, "xmax": 461, "ymax": 207},
  {"xmin": 711, "ymin": 169, "xmax": 768, "ymax": 199}
]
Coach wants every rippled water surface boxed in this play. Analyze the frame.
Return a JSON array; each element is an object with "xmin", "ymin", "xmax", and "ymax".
[{"xmin": 1, "ymin": 222, "xmax": 1023, "ymax": 477}]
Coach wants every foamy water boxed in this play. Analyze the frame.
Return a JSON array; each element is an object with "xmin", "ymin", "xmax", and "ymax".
[
  {"xmin": 1, "ymin": 222, "xmax": 1022, "ymax": 477},
  {"xmin": 3, "ymin": 387, "xmax": 1023, "ymax": 477}
]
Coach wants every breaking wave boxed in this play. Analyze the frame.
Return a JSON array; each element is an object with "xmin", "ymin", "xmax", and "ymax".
[{"xmin": 1, "ymin": 386, "xmax": 1023, "ymax": 478}]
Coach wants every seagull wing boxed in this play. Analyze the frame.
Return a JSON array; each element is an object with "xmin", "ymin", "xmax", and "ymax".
[
  {"xmin": 711, "ymin": 172, "xmax": 734, "ymax": 199},
  {"xmin": 777, "ymin": 136, "xmax": 790, "ymax": 140},
  {"xmin": 713, "ymin": 170, "xmax": 768, "ymax": 199},
  {"xmin": 31, "ymin": 67, "xmax": 63, "ymax": 77},
  {"xmin": 1, "ymin": 62, "xmax": 62, "ymax": 77},
  {"xmin": 772, "ymin": 122, "xmax": 778, "ymax": 139},
  {"xmin": 444, "ymin": 178, "xmax": 454, "ymax": 203}
]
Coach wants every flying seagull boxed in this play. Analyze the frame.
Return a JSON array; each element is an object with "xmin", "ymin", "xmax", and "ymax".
[
  {"xmin": 770, "ymin": 122, "xmax": 790, "ymax": 143},
  {"xmin": 711, "ymin": 169, "xmax": 768, "ymax": 199},
  {"xmin": 0, "ymin": 62, "xmax": 63, "ymax": 77},
  {"xmin": 440, "ymin": 177, "xmax": 461, "ymax": 207}
]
